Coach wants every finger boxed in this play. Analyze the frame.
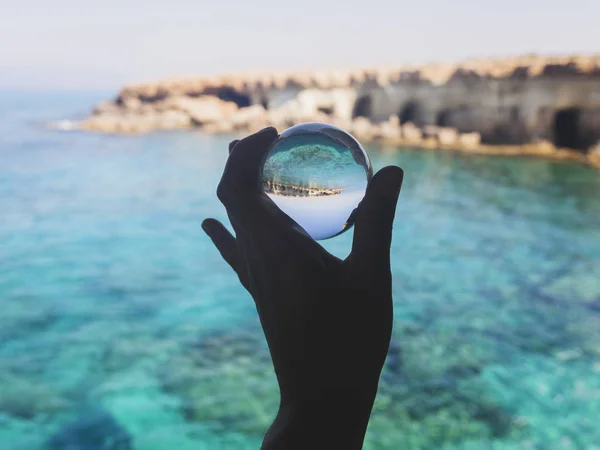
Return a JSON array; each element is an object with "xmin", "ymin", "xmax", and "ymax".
[
  {"xmin": 349, "ymin": 165, "xmax": 404, "ymax": 272},
  {"xmin": 219, "ymin": 127, "xmax": 325, "ymax": 254},
  {"xmin": 202, "ymin": 218, "xmax": 242, "ymax": 275},
  {"xmin": 228, "ymin": 140, "xmax": 240, "ymax": 154},
  {"xmin": 218, "ymin": 127, "xmax": 278, "ymax": 205}
]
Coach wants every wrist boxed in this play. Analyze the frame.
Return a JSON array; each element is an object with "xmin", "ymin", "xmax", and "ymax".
[{"xmin": 262, "ymin": 388, "xmax": 378, "ymax": 450}]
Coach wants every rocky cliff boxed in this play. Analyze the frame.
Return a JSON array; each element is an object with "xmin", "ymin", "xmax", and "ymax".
[{"xmin": 79, "ymin": 55, "xmax": 600, "ymax": 167}]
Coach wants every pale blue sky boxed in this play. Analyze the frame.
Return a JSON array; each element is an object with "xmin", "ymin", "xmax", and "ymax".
[{"xmin": 1, "ymin": 0, "xmax": 598, "ymax": 89}]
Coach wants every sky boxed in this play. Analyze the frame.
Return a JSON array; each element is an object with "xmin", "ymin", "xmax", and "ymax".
[{"xmin": 1, "ymin": 0, "xmax": 599, "ymax": 90}]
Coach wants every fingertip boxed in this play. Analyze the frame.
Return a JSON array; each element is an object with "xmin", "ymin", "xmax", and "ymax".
[
  {"xmin": 219, "ymin": 127, "xmax": 279, "ymax": 203},
  {"xmin": 257, "ymin": 126, "xmax": 278, "ymax": 137},
  {"xmin": 380, "ymin": 165, "xmax": 404, "ymax": 180},
  {"xmin": 228, "ymin": 140, "xmax": 240, "ymax": 153},
  {"xmin": 372, "ymin": 165, "xmax": 404, "ymax": 193},
  {"xmin": 201, "ymin": 219, "xmax": 211, "ymax": 233},
  {"xmin": 201, "ymin": 218, "xmax": 218, "ymax": 234},
  {"xmin": 242, "ymin": 126, "xmax": 278, "ymax": 146},
  {"xmin": 365, "ymin": 166, "xmax": 404, "ymax": 206}
]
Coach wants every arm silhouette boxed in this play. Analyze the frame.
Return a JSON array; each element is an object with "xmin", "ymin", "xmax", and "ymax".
[{"xmin": 202, "ymin": 127, "xmax": 404, "ymax": 449}]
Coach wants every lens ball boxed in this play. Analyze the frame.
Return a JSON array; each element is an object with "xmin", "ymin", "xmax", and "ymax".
[{"xmin": 262, "ymin": 122, "xmax": 373, "ymax": 240}]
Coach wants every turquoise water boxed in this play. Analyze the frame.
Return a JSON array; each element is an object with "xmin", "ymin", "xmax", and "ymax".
[{"xmin": 1, "ymin": 91, "xmax": 600, "ymax": 450}]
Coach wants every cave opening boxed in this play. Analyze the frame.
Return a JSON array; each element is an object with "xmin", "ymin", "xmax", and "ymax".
[
  {"xmin": 214, "ymin": 87, "xmax": 252, "ymax": 108},
  {"xmin": 352, "ymin": 95, "xmax": 372, "ymax": 118},
  {"xmin": 553, "ymin": 108, "xmax": 590, "ymax": 151},
  {"xmin": 318, "ymin": 106, "xmax": 334, "ymax": 116},
  {"xmin": 398, "ymin": 101, "xmax": 422, "ymax": 125},
  {"xmin": 435, "ymin": 109, "xmax": 452, "ymax": 127}
]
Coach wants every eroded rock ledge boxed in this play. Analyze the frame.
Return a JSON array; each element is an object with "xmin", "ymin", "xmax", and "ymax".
[
  {"xmin": 263, "ymin": 180, "xmax": 344, "ymax": 197},
  {"xmin": 79, "ymin": 55, "xmax": 600, "ymax": 167}
]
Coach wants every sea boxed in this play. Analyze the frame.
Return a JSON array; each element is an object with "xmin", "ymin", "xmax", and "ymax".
[{"xmin": 1, "ymin": 90, "xmax": 600, "ymax": 450}]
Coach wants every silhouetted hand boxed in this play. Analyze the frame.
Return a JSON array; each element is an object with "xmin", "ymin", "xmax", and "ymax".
[{"xmin": 202, "ymin": 127, "xmax": 403, "ymax": 449}]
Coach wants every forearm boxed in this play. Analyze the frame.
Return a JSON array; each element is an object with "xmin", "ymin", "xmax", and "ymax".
[{"xmin": 261, "ymin": 389, "xmax": 377, "ymax": 450}]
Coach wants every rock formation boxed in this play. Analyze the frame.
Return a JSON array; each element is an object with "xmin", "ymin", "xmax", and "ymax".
[
  {"xmin": 79, "ymin": 55, "xmax": 600, "ymax": 167},
  {"xmin": 263, "ymin": 180, "xmax": 344, "ymax": 197},
  {"xmin": 44, "ymin": 407, "xmax": 132, "ymax": 450}
]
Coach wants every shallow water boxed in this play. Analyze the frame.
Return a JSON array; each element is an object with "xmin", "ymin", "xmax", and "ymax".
[{"xmin": 1, "ymin": 91, "xmax": 600, "ymax": 450}]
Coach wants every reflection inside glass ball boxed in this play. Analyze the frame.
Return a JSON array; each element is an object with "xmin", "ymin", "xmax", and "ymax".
[{"xmin": 262, "ymin": 122, "xmax": 373, "ymax": 240}]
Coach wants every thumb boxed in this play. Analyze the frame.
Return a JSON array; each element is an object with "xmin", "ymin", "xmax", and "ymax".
[
  {"xmin": 202, "ymin": 218, "xmax": 249, "ymax": 290},
  {"xmin": 349, "ymin": 166, "xmax": 404, "ymax": 273}
]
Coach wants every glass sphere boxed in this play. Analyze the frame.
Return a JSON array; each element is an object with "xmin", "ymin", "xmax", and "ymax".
[{"xmin": 262, "ymin": 122, "xmax": 373, "ymax": 240}]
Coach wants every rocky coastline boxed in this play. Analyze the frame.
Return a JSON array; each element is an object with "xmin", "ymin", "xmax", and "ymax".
[
  {"xmin": 76, "ymin": 55, "xmax": 600, "ymax": 167},
  {"xmin": 263, "ymin": 180, "xmax": 343, "ymax": 197}
]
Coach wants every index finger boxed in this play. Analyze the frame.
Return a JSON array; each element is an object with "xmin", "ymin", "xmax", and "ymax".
[{"xmin": 217, "ymin": 127, "xmax": 278, "ymax": 207}]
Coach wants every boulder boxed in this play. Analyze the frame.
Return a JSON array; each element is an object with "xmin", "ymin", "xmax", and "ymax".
[
  {"xmin": 92, "ymin": 100, "xmax": 121, "ymax": 116},
  {"xmin": 155, "ymin": 110, "xmax": 193, "ymax": 130},
  {"xmin": 459, "ymin": 132, "xmax": 482, "ymax": 149},
  {"xmin": 267, "ymin": 88, "xmax": 357, "ymax": 125},
  {"xmin": 80, "ymin": 114, "xmax": 128, "ymax": 133},
  {"xmin": 80, "ymin": 110, "xmax": 191, "ymax": 133},
  {"xmin": 375, "ymin": 115, "xmax": 402, "ymax": 142},
  {"xmin": 438, "ymin": 127, "xmax": 459, "ymax": 146},
  {"xmin": 168, "ymin": 96, "xmax": 238, "ymax": 125},
  {"xmin": 120, "ymin": 96, "xmax": 143, "ymax": 111},
  {"xmin": 230, "ymin": 104, "xmax": 268, "ymax": 129},
  {"xmin": 267, "ymin": 103, "xmax": 331, "ymax": 129},
  {"xmin": 589, "ymin": 141, "xmax": 600, "ymax": 166},
  {"xmin": 386, "ymin": 114, "xmax": 400, "ymax": 127},
  {"xmin": 531, "ymin": 139, "xmax": 557, "ymax": 154},
  {"xmin": 295, "ymin": 88, "xmax": 357, "ymax": 120},
  {"xmin": 350, "ymin": 117, "xmax": 376, "ymax": 140},
  {"xmin": 422, "ymin": 125, "xmax": 441, "ymax": 139},
  {"xmin": 401, "ymin": 122, "xmax": 423, "ymax": 143}
]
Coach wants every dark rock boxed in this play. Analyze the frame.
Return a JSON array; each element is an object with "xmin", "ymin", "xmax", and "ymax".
[{"xmin": 45, "ymin": 407, "xmax": 132, "ymax": 450}]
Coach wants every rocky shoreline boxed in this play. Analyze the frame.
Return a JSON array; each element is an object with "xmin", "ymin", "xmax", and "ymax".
[
  {"xmin": 263, "ymin": 180, "xmax": 343, "ymax": 197},
  {"xmin": 75, "ymin": 55, "xmax": 600, "ymax": 168}
]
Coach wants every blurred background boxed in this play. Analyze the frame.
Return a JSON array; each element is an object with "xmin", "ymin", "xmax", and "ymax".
[{"xmin": 1, "ymin": 1, "xmax": 600, "ymax": 449}]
